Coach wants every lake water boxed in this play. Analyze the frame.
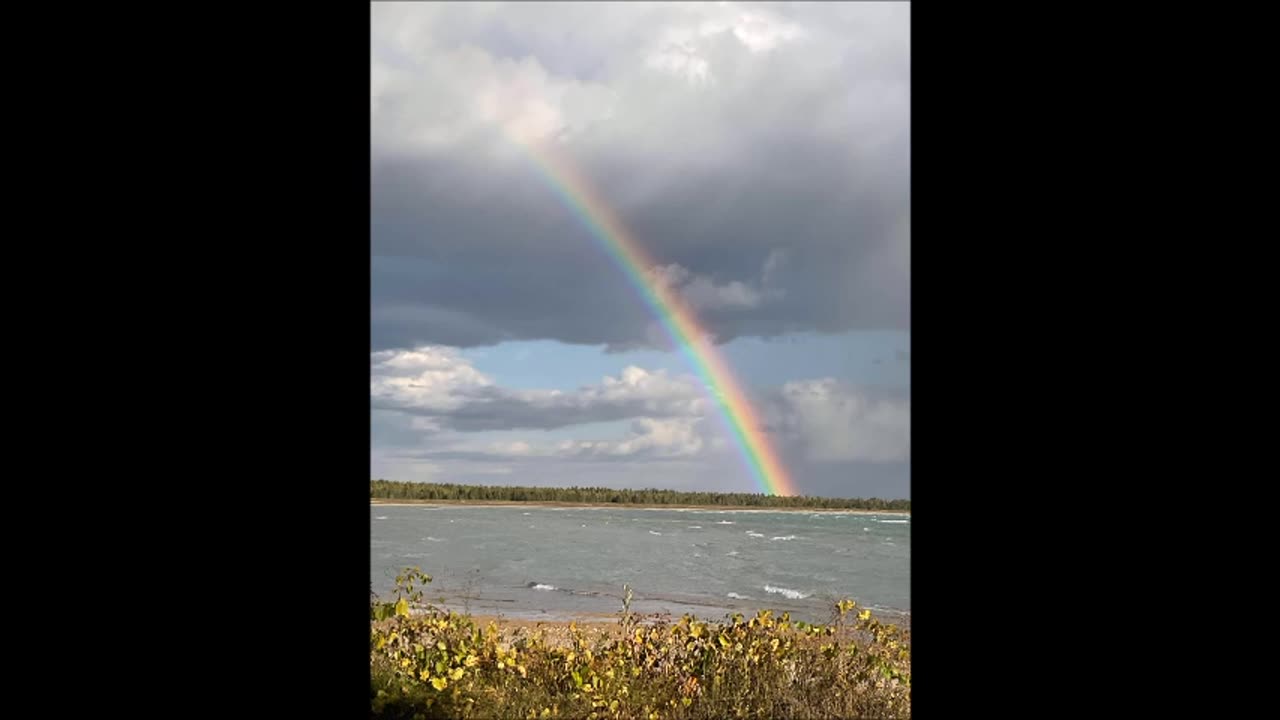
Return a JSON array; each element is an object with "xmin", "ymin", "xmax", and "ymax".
[{"xmin": 371, "ymin": 504, "xmax": 910, "ymax": 625}]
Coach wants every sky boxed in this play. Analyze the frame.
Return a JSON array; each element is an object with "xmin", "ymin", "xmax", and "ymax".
[{"xmin": 370, "ymin": 1, "xmax": 910, "ymax": 499}]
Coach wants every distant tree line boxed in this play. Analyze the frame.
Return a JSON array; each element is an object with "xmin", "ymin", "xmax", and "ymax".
[{"xmin": 370, "ymin": 480, "xmax": 910, "ymax": 511}]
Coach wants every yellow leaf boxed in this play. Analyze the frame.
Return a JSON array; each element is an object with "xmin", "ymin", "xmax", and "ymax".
[
  {"xmin": 431, "ymin": 677, "xmax": 448, "ymax": 691},
  {"xmin": 395, "ymin": 598, "xmax": 410, "ymax": 617},
  {"xmin": 449, "ymin": 667, "xmax": 464, "ymax": 681}
]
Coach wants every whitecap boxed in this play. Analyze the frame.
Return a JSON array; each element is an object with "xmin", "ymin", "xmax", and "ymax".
[
  {"xmin": 771, "ymin": 535, "xmax": 797, "ymax": 541},
  {"xmin": 726, "ymin": 592, "xmax": 751, "ymax": 600},
  {"xmin": 716, "ymin": 521, "xmax": 735, "ymax": 525},
  {"xmin": 763, "ymin": 584, "xmax": 810, "ymax": 600},
  {"xmin": 530, "ymin": 583, "xmax": 556, "ymax": 591},
  {"xmin": 746, "ymin": 531, "xmax": 765, "ymax": 538},
  {"xmin": 688, "ymin": 526, "xmax": 702, "ymax": 529},
  {"xmin": 374, "ymin": 516, "xmax": 388, "ymax": 520},
  {"xmin": 649, "ymin": 530, "xmax": 662, "ymax": 536}
]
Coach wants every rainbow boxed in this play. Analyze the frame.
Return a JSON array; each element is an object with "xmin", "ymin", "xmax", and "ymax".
[{"xmin": 511, "ymin": 139, "xmax": 797, "ymax": 497}]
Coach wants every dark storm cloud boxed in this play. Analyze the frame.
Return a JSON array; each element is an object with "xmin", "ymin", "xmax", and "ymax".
[{"xmin": 371, "ymin": 1, "xmax": 909, "ymax": 351}]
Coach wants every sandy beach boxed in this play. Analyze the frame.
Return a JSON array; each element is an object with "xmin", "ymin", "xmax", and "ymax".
[{"xmin": 406, "ymin": 608, "xmax": 910, "ymax": 642}]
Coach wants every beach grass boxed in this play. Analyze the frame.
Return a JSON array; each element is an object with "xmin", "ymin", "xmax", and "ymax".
[{"xmin": 371, "ymin": 569, "xmax": 910, "ymax": 719}]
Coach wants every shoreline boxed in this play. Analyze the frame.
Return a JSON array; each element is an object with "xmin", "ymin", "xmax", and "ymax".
[
  {"xmin": 370, "ymin": 498, "xmax": 909, "ymax": 516},
  {"xmin": 415, "ymin": 607, "xmax": 910, "ymax": 636}
]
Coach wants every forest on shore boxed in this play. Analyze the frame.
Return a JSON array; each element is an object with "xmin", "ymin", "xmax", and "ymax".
[{"xmin": 370, "ymin": 480, "xmax": 910, "ymax": 511}]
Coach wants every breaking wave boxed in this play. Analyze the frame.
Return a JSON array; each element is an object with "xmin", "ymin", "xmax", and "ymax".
[{"xmin": 763, "ymin": 584, "xmax": 810, "ymax": 600}]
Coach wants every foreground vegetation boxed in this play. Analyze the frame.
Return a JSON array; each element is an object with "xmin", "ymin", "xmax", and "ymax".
[
  {"xmin": 371, "ymin": 569, "xmax": 910, "ymax": 719},
  {"xmin": 370, "ymin": 480, "xmax": 910, "ymax": 512}
]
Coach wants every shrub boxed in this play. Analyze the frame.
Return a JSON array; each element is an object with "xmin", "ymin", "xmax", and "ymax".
[{"xmin": 371, "ymin": 568, "xmax": 910, "ymax": 719}]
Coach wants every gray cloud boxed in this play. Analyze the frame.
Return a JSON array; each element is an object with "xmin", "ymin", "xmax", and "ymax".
[
  {"xmin": 371, "ymin": 346, "xmax": 708, "ymax": 432},
  {"xmin": 371, "ymin": 1, "xmax": 909, "ymax": 351},
  {"xmin": 387, "ymin": 416, "xmax": 709, "ymax": 463},
  {"xmin": 764, "ymin": 379, "xmax": 911, "ymax": 464},
  {"xmin": 371, "ymin": 348, "xmax": 910, "ymax": 497}
]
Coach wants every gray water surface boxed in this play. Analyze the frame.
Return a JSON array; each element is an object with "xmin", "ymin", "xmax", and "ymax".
[{"xmin": 371, "ymin": 504, "xmax": 909, "ymax": 624}]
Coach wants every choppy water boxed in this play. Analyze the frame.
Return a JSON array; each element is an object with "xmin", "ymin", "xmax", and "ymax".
[{"xmin": 371, "ymin": 504, "xmax": 909, "ymax": 625}]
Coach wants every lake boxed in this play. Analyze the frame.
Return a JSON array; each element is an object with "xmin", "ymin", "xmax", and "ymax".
[{"xmin": 372, "ymin": 504, "xmax": 909, "ymax": 625}]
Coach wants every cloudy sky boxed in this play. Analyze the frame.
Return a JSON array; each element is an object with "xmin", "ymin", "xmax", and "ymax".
[{"xmin": 371, "ymin": 1, "xmax": 910, "ymax": 498}]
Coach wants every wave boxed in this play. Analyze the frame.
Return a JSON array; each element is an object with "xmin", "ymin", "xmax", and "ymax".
[
  {"xmin": 726, "ymin": 551, "xmax": 739, "ymax": 556},
  {"xmin": 716, "ymin": 521, "xmax": 735, "ymax": 525},
  {"xmin": 863, "ymin": 527, "xmax": 870, "ymax": 532},
  {"xmin": 746, "ymin": 531, "xmax": 765, "ymax": 538},
  {"xmin": 374, "ymin": 516, "xmax": 388, "ymax": 520},
  {"xmin": 763, "ymin": 584, "xmax": 810, "ymax": 600},
  {"xmin": 528, "ymin": 583, "xmax": 557, "ymax": 591},
  {"xmin": 726, "ymin": 592, "xmax": 751, "ymax": 600},
  {"xmin": 425, "ymin": 537, "xmax": 445, "ymax": 542},
  {"xmin": 688, "ymin": 526, "xmax": 702, "ymax": 529},
  {"xmin": 523, "ymin": 512, "xmax": 532, "ymax": 516},
  {"xmin": 649, "ymin": 530, "xmax": 663, "ymax": 536},
  {"xmin": 771, "ymin": 535, "xmax": 797, "ymax": 541},
  {"xmin": 879, "ymin": 519, "xmax": 909, "ymax": 524}
]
